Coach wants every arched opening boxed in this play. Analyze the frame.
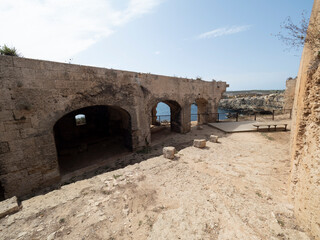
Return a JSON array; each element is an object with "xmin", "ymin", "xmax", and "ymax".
[
  {"xmin": 53, "ymin": 105, "xmax": 132, "ymax": 175},
  {"xmin": 191, "ymin": 103, "xmax": 198, "ymax": 126},
  {"xmin": 193, "ymin": 98, "xmax": 209, "ymax": 124},
  {"xmin": 150, "ymin": 100, "xmax": 182, "ymax": 140}
]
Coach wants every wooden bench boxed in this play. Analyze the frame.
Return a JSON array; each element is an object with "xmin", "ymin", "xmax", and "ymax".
[{"xmin": 253, "ymin": 122, "xmax": 288, "ymax": 131}]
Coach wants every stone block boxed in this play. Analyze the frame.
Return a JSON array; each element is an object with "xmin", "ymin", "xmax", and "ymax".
[
  {"xmin": 209, "ymin": 135, "xmax": 219, "ymax": 143},
  {"xmin": 0, "ymin": 89, "xmax": 12, "ymax": 101},
  {"xmin": 0, "ymin": 55, "xmax": 13, "ymax": 67},
  {"xmin": 42, "ymin": 61, "xmax": 67, "ymax": 71},
  {"xmin": 40, "ymin": 144, "xmax": 57, "ymax": 156},
  {"xmin": 0, "ymin": 130, "xmax": 21, "ymax": 142},
  {"xmin": 21, "ymin": 67, "xmax": 35, "ymax": 80},
  {"xmin": 4, "ymin": 121, "xmax": 32, "ymax": 131},
  {"xmin": 0, "ymin": 75, "xmax": 18, "ymax": 90},
  {"xmin": 34, "ymin": 134, "xmax": 55, "ymax": 145},
  {"xmin": 12, "ymin": 110, "xmax": 28, "ymax": 121},
  {"xmin": 35, "ymin": 69, "xmax": 58, "ymax": 81},
  {"xmin": 13, "ymin": 57, "xmax": 38, "ymax": 69},
  {"xmin": 163, "ymin": 146, "xmax": 176, "ymax": 159},
  {"xmin": 0, "ymin": 196, "xmax": 20, "ymax": 219},
  {"xmin": 0, "ymin": 110, "xmax": 14, "ymax": 121},
  {"xmin": 0, "ymin": 100, "xmax": 15, "ymax": 111},
  {"xmin": 193, "ymin": 139, "xmax": 206, "ymax": 148},
  {"xmin": 54, "ymin": 80, "xmax": 73, "ymax": 89},
  {"xmin": 19, "ymin": 128, "xmax": 37, "ymax": 139},
  {"xmin": 0, "ymin": 142, "xmax": 10, "ymax": 154}
]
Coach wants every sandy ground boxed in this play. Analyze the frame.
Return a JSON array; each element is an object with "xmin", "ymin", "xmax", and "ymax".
[{"xmin": 0, "ymin": 125, "xmax": 312, "ymax": 240}]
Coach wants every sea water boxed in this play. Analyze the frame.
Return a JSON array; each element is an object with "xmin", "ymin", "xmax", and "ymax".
[{"xmin": 156, "ymin": 102, "xmax": 228, "ymax": 121}]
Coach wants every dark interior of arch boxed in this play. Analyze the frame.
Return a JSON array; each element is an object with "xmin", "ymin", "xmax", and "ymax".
[
  {"xmin": 0, "ymin": 182, "xmax": 5, "ymax": 201},
  {"xmin": 54, "ymin": 105, "xmax": 132, "ymax": 174},
  {"xmin": 151, "ymin": 100, "xmax": 182, "ymax": 133}
]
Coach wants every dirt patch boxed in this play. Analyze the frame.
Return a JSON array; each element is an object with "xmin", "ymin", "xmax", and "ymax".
[{"xmin": 0, "ymin": 125, "xmax": 311, "ymax": 239}]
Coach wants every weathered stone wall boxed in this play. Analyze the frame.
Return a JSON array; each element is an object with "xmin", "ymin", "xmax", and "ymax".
[
  {"xmin": 0, "ymin": 56, "xmax": 227, "ymax": 199},
  {"xmin": 283, "ymin": 77, "xmax": 297, "ymax": 110},
  {"xmin": 290, "ymin": 0, "xmax": 320, "ymax": 239}
]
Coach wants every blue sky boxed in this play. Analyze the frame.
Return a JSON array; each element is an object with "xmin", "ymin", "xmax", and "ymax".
[{"xmin": 0, "ymin": 0, "xmax": 314, "ymax": 90}]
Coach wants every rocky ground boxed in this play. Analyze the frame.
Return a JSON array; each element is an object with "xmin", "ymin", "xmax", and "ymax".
[{"xmin": 0, "ymin": 125, "xmax": 312, "ymax": 240}]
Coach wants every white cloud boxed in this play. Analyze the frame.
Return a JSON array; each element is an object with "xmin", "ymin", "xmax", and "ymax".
[
  {"xmin": 154, "ymin": 51, "xmax": 160, "ymax": 55},
  {"xmin": 197, "ymin": 25, "xmax": 251, "ymax": 39},
  {"xmin": 0, "ymin": 0, "xmax": 162, "ymax": 61}
]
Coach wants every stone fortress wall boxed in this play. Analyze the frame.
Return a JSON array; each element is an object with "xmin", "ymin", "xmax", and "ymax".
[
  {"xmin": 290, "ymin": 0, "xmax": 320, "ymax": 239},
  {"xmin": 0, "ymin": 56, "xmax": 227, "ymax": 199}
]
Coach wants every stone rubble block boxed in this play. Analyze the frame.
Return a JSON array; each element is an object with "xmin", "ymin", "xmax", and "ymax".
[
  {"xmin": 209, "ymin": 135, "xmax": 219, "ymax": 143},
  {"xmin": 163, "ymin": 146, "xmax": 176, "ymax": 159},
  {"xmin": 193, "ymin": 139, "xmax": 206, "ymax": 148},
  {"xmin": 0, "ymin": 196, "xmax": 20, "ymax": 219}
]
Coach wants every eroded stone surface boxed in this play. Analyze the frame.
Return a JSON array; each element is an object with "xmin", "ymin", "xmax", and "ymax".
[
  {"xmin": 0, "ymin": 196, "xmax": 19, "ymax": 219},
  {"xmin": 0, "ymin": 142, "xmax": 10, "ymax": 154},
  {"xmin": 290, "ymin": 1, "xmax": 320, "ymax": 239}
]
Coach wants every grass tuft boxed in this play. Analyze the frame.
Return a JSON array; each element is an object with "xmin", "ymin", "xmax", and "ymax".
[{"xmin": 0, "ymin": 44, "xmax": 21, "ymax": 57}]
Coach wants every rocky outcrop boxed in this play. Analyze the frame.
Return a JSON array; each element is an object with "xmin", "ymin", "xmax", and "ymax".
[{"xmin": 219, "ymin": 93, "xmax": 284, "ymax": 113}]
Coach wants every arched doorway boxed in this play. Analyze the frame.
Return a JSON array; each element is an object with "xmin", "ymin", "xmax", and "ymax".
[
  {"xmin": 150, "ymin": 100, "xmax": 182, "ymax": 132},
  {"xmin": 53, "ymin": 105, "xmax": 132, "ymax": 174},
  {"xmin": 150, "ymin": 100, "xmax": 182, "ymax": 141}
]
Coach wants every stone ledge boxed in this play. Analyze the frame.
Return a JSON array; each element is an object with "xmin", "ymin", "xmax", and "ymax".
[{"xmin": 0, "ymin": 196, "xmax": 20, "ymax": 219}]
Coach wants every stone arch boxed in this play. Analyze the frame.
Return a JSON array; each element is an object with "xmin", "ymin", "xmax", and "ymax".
[
  {"xmin": 49, "ymin": 100, "xmax": 137, "ymax": 132},
  {"xmin": 53, "ymin": 105, "xmax": 132, "ymax": 174},
  {"xmin": 150, "ymin": 99, "xmax": 183, "ymax": 133}
]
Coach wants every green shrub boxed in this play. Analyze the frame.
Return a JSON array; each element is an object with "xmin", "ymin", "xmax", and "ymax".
[{"xmin": 0, "ymin": 44, "xmax": 20, "ymax": 57}]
